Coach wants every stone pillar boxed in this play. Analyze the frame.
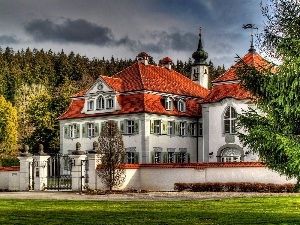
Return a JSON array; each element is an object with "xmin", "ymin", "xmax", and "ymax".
[
  {"xmin": 69, "ymin": 142, "xmax": 86, "ymax": 192},
  {"xmin": 87, "ymin": 141, "xmax": 100, "ymax": 190},
  {"xmin": 32, "ymin": 144, "xmax": 50, "ymax": 191},
  {"xmin": 17, "ymin": 145, "xmax": 33, "ymax": 191}
]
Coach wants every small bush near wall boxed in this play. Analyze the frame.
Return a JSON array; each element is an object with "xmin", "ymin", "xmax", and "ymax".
[
  {"xmin": 174, "ymin": 182, "xmax": 295, "ymax": 193},
  {"xmin": 0, "ymin": 158, "xmax": 20, "ymax": 167}
]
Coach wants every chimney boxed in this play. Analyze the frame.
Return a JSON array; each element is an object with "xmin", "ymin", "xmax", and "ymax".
[
  {"xmin": 136, "ymin": 52, "xmax": 149, "ymax": 65},
  {"xmin": 159, "ymin": 57, "xmax": 172, "ymax": 70}
]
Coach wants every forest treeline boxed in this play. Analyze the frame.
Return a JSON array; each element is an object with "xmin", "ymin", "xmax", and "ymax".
[{"xmin": 0, "ymin": 47, "xmax": 225, "ymax": 156}]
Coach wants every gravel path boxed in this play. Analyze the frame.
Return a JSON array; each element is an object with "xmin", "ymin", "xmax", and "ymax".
[{"xmin": 0, "ymin": 191, "xmax": 299, "ymax": 201}]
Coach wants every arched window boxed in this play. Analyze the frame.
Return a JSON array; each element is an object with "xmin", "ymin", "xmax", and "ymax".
[
  {"xmin": 177, "ymin": 99, "xmax": 186, "ymax": 112},
  {"xmin": 223, "ymin": 106, "xmax": 236, "ymax": 134},
  {"xmin": 220, "ymin": 147, "xmax": 241, "ymax": 162},
  {"xmin": 164, "ymin": 97, "xmax": 173, "ymax": 110},
  {"xmin": 96, "ymin": 96, "xmax": 104, "ymax": 110}
]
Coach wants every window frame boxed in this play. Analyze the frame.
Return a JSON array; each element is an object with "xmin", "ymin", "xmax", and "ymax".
[
  {"xmin": 167, "ymin": 121, "xmax": 174, "ymax": 135},
  {"xmin": 96, "ymin": 96, "xmax": 105, "ymax": 110},
  {"xmin": 126, "ymin": 120, "xmax": 135, "ymax": 134},
  {"xmin": 165, "ymin": 97, "xmax": 173, "ymax": 111},
  {"xmin": 87, "ymin": 123, "xmax": 95, "ymax": 138},
  {"xmin": 106, "ymin": 98, "xmax": 114, "ymax": 109},
  {"xmin": 154, "ymin": 152, "xmax": 161, "ymax": 163},
  {"xmin": 153, "ymin": 120, "xmax": 161, "ymax": 135},
  {"xmin": 69, "ymin": 124, "xmax": 77, "ymax": 139},
  {"xmin": 190, "ymin": 122, "xmax": 197, "ymax": 137},
  {"xmin": 179, "ymin": 122, "xmax": 186, "ymax": 136},
  {"xmin": 177, "ymin": 99, "xmax": 186, "ymax": 112},
  {"xmin": 198, "ymin": 122, "xmax": 203, "ymax": 137},
  {"xmin": 126, "ymin": 152, "xmax": 135, "ymax": 164},
  {"xmin": 223, "ymin": 106, "xmax": 237, "ymax": 134},
  {"xmin": 87, "ymin": 100, "xmax": 94, "ymax": 111},
  {"xmin": 167, "ymin": 152, "xmax": 174, "ymax": 163}
]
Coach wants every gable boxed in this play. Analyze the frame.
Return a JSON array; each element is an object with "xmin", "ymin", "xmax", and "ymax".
[{"xmin": 85, "ymin": 77, "xmax": 116, "ymax": 96}]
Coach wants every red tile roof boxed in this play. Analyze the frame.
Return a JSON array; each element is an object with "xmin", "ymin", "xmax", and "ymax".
[
  {"xmin": 204, "ymin": 52, "xmax": 269, "ymax": 103},
  {"xmin": 213, "ymin": 52, "xmax": 271, "ymax": 83},
  {"xmin": 59, "ymin": 61, "xmax": 208, "ymax": 120},
  {"xmin": 112, "ymin": 62, "xmax": 209, "ymax": 98},
  {"xmin": 202, "ymin": 83, "xmax": 252, "ymax": 103},
  {"xmin": 58, "ymin": 93, "xmax": 202, "ymax": 120}
]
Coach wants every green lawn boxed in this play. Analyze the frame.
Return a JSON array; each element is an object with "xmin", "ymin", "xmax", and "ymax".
[{"xmin": 0, "ymin": 197, "xmax": 300, "ymax": 224}]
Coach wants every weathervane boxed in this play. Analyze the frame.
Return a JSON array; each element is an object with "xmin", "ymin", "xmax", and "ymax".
[{"xmin": 243, "ymin": 24, "xmax": 258, "ymax": 53}]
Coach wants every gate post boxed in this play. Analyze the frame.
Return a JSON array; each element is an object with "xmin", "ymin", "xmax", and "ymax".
[
  {"xmin": 32, "ymin": 144, "xmax": 50, "ymax": 191},
  {"xmin": 87, "ymin": 141, "xmax": 99, "ymax": 190},
  {"xmin": 17, "ymin": 145, "xmax": 33, "ymax": 191},
  {"xmin": 69, "ymin": 142, "xmax": 86, "ymax": 192}
]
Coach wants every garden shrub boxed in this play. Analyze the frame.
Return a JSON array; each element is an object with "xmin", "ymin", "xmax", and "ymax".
[{"xmin": 174, "ymin": 182, "xmax": 295, "ymax": 193}]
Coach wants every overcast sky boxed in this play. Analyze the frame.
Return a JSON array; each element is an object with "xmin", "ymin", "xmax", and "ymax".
[{"xmin": 0, "ymin": 0, "xmax": 265, "ymax": 69}]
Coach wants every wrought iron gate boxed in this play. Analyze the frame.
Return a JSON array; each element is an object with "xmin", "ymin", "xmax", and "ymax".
[{"xmin": 46, "ymin": 154, "xmax": 72, "ymax": 190}]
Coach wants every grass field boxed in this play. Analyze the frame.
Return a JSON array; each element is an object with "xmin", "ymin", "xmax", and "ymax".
[{"xmin": 0, "ymin": 197, "xmax": 300, "ymax": 224}]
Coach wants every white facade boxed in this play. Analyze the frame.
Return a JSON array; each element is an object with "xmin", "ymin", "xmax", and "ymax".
[
  {"xmin": 201, "ymin": 98, "xmax": 259, "ymax": 162},
  {"xmin": 60, "ymin": 113, "xmax": 201, "ymax": 163}
]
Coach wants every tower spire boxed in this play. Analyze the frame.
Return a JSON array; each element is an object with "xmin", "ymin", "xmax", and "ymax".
[
  {"xmin": 197, "ymin": 27, "xmax": 203, "ymax": 51},
  {"xmin": 192, "ymin": 27, "xmax": 208, "ymax": 65},
  {"xmin": 242, "ymin": 24, "xmax": 258, "ymax": 53}
]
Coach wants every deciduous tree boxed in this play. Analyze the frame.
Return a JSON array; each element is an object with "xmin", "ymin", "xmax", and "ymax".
[
  {"xmin": 96, "ymin": 120, "xmax": 126, "ymax": 191},
  {"xmin": 0, "ymin": 95, "xmax": 18, "ymax": 158}
]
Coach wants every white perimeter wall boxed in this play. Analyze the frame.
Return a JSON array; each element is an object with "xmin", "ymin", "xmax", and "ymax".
[
  {"xmin": 94, "ymin": 165, "xmax": 295, "ymax": 191},
  {"xmin": 0, "ymin": 170, "xmax": 19, "ymax": 191}
]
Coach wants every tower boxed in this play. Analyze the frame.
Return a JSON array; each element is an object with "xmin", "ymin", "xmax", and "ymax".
[{"xmin": 191, "ymin": 28, "xmax": 209, "ymax": 89}]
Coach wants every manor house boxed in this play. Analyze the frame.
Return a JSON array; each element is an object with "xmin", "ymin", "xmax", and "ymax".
[{"xmin": 58, "ymin": 31, "xmax": 268, "ymax": 164}]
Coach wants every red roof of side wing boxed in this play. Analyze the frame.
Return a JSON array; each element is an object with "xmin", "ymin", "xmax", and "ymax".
[
  {"xmin": 212, "ymin": 52, "xmax": 271, "ymax": 83},
  {"xmin": 203, "ymin": 52, "xmax": 271, "ymax": 103}
]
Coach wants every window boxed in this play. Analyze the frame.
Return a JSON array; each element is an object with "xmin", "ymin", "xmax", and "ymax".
[
  {"xmin": 220, "ymin": 147, "xmax": 241, "ymax": 162},
  {"xmin": 69, "ymin": 124, "xmax": 76, "ymax": 138},
  {"xmin": 180, "ymin": 122, "xmax": 186, "ymax": 136},
  {"xmin": 190, "ymin": 123, "xmax": 197, "ymax": 136},
  {"xmin": 96, "ymin": 96, "xmax": 105, "ymax": 110},
  {"xmin": 154, "ymin": 120, "xmax": 161, "ymax": 134},
  {"xmin": 167, "ymin": 152, "xmax": 174, "ymax": 163},
  {"xmin": 106, "ymin": 98, "xmax": 114, "ymax": 109},
  {"xmin": 87, "ymin": 123, "xmax": 95, "ymax": 137},
  {"xmin": 198, "ymin": 122, "xmax": 203, "ymax": 136},
  {"xmin": 165, "ymin": 97, "xmax": 173, "ymax": 110},
  {"xmin": 126, "ymin": 120, "xmax": 135, "ymax": 134},
  {"xmin": 224, "ymin": 106, "xmax": 237, "ymax": 134},
  {"xmin": 126, "ymin": 152, "xmax": 135, "ymax": 164},
  {"xmin": 87, "ymin": 100, "xmax": 94, "ymax": 111},
  {"xmin": 177, "ymin": 99, "xmax": 186, "ymax": 112},
  {"xmin": 177, "ymin": 152, "xmax": 186, "ymax": 163},
  {"xmin": 167, "ymin": 121, "xmax": 174, "ymax": 135},
  {"xmin": 154, "ymin": 152, "xmax": 161, "ymax": 163}
]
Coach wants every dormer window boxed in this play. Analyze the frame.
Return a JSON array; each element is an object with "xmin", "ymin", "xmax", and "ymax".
[
  {"xmin": 87, "ymin": 100, "xmax": 94, "ymax": 111},
  {"xmin": 96, "ymin": 96, "xmax": 105, "ymax": 110},
  {"xmin": 106, "ymin": 98, "xmax": 114, "ymax": 109},
  {"xmin": 177, "ymin": 99, "xmax": 186, "ymax": 112},
  {"xmin": 164, "ymin": 97, "xmax": 173, "ymax": 110}
]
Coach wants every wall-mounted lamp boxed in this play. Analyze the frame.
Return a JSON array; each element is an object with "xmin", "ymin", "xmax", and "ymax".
[{"xmin": 209, "ymin": 152, "xmax": 213, "ymax": 158}]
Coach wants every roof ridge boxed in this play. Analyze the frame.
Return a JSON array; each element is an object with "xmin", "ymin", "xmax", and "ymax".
[{"xmin": 137, "ymin": 62, "xmax": 146, "ymax": 89}]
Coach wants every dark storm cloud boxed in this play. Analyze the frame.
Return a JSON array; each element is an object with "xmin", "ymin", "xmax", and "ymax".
[
  {"xmin": 148, "ymin": 31, "xmax": 197, "ymax": 52},
  {"xmin": 0, "ymin": 35, "xmax": 18, "ymax": 44},
  {"xmin": 24, "ymin": 18, "xmax": 198, "ymax": 54},
  {"xmin": 25, "ymin": 19, "xmax": 114, "ymax": 45}
]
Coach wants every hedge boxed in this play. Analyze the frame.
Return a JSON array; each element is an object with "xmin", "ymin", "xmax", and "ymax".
[{"xmin": 174, "ymin": 182, "xmax": 295, "ymax": 193}]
